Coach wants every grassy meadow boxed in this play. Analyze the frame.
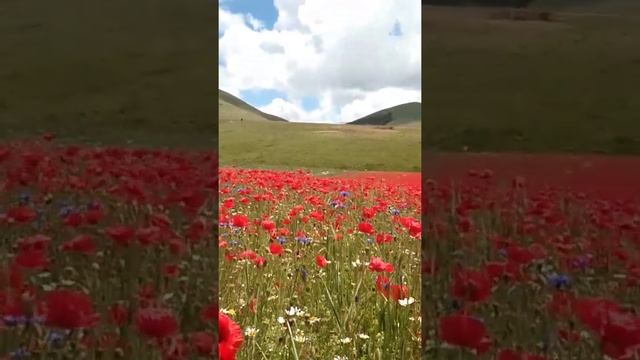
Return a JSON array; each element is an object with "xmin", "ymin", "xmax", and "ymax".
[
  {"xmin": 220, "ymin": 119, "xmax": 421, "ymax": 172},
  {"xmin": 423, "ymin": 1, "xmax": 640, "ymax": 154},
  {"xmin": 0, "ymin": 0, "xmax": 216, "ymax": 149},
  {"xmin": 219, "ymin": 91, "xmax": 421, "ymax": 172}
]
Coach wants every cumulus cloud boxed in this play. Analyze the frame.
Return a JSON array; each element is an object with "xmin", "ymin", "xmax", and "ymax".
[{"xmin": 219, "ymin": 0, "xmax": 421, "ymax": 123}]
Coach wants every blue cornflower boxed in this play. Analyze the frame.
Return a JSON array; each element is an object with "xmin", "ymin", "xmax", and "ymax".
[
  {"xmin": 58, "ymin": 205, "xmax": 73, "ymax": 217},
  {"xmin": 277, "ymin": 236, "xmax": 286, "ymax": 245},
  {"xmin": 3, "ymin": 315, "xmax": 21, "ymax": 327},
  {"xmin": 296, "ymin": 236, "xmax": 311, "ymax": 246},
  {"xmin": 389, "ymin": 207, "xmax": 400, "ymax": 216},
  {"xmin": 47, "ymin": 331, "xmax": 68, "ymax": 348},
  {"xmin": 548, "ymin": 273, "xmax": 571, "ymax": 289},
  {"xmin": 340, "ymin": 191, "xmax": 349, "ymax": 197}
]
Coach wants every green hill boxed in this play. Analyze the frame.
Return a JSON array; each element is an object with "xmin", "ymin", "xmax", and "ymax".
[
  {"xmin": 219, "ymin": 90, "xmax": 288, "ymax": 123},
  {"xmin": 349, "ymin": 102, "xmax": 422, "ymax": 127}
]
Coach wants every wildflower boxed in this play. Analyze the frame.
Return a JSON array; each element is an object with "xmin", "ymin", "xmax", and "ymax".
[
  {"xmin": 244, "ymin": 327, "xmax": 259, "ymax": 337},
  {"xmin": 191, "ymin": 331, "xmax": 214, "ymax": 356},
  {"xmin": 368, "ymin": 257, "xmax": 394, "ymax": 273},
  {"xmin": 40, "ymin": 289, "xmax": 98, "ymax": 329},
  {"xmin": 438, "ymin": 314, "xmax": 491, "ymax": 355},
  {"xmin": 219, "ymin": 312, "xmax": 243, "ymax": 360},
  {"xmin": 285, "ymin": 306, "xmax": 304, "ymax": 317},
  {"xmin": 547, "ymin": 273, "xmax": 571, "ymax": 289},
  {"xmin": 450, "ymin": 267, "xmax": 492, "ymax": 303},
  {"xmin": 358, "ymin": 222, "xmax": 374, "ymax": 235},
  {"xmin": 269, "ymin": 243, "xmax": 284, "ymax": 256},
  {"xmin": 134, "ymin": 307, "xmax": 178, "ymax": 339},
  {"xmin": 399, "ymin": 297, "xmax": 416, "ymax": 306},
  {"xmin": 221, "ymin": 308, "xmax": 236, "ymax": 316},
  {"xmin": 316, "ymin": 255, "xmax": 329, "ymax": 268},
  {"xmin": 294, "ymin": 329, "xmax": 306, "ymax": 343},
  {"xmin": 60, "ymin": 234, "xmax": 96, "ymax": 254}
]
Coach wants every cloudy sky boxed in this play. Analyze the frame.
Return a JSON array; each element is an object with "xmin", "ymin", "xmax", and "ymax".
[{"xmin": 219, "ymin": 0, "xmax": 421, "ymax": 124}]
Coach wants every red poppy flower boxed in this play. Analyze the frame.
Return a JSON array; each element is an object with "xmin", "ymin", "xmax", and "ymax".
[
  {"xmin": 438, "ymin": 313, "xmax": 491, "ymax": 354},
  {"xmin": 390, "ymin": 284, "xmax": 409, "ymax": 301},
  {"xmin": 0, "ymin": 263, "xmax": 23, "ymax": 290},
  {"xmin": 134, "ymin": 307, "xmax": 179, "ymax": 339},
  {"xmin": 253, "ymin": 256, "xmax": 266, "ymax": 268},
  {"xmin": 108, "ymin": 303, "xmax": 128, "ymax": 326},
  {"xmin": 17, "ymin": 234, "xmax": 51, "ymax": 252},
  {"xmin": 41, "ymin": 289, "xmax": 98, "ymax": 329},
  {"xmin": 105, "ymin": 225, "xmax": 135, "ymax": 247},
  {"xmin": 219, "ymin": 312, "xmax": 243, "ymax": 360},
  {"xmin": 368, "ymin": 257, "xmax": 394, "ymax": 273},
  {"xmin": 261, "ymin": 220, "xmax": 276, "ymax": 231},
  {"xmin": 497, "ymin": 349, "xmax": 546, "ymax": 360},
  {"xmin": 60, "ymin": 234, "xmax": 96, "ymax": 254},
  {"xmin": 316, "ymin": 255, "xmax": 328, "ymax": 268},
  {"xmin": 84, "ymin": 208, "xmax": 104, "ymax": 225},
  {"xmin": 222, "ymin": 198, "xmax": 234, "ymax": 209},
  {"xmin": 6, "ymin": 206, "xmax": 36, "ymax": 223},
  {"xmin": 0, "ymin": 290, "xmax": 26, "ymax": 317},
  {"xmin": 450, "ymin": 267, "xmax": 492, "ymax": 303},
  {"xmin": 63, "ymin": 212, "xmax": 85, "ymax": 228},
  {"xmin": 136, "ymin": 226, "xmax": 163, "ymax": 246},
  {"xmin": 269, "ymin": 243, "xmax": 283, "ymax": 256},
  {"xmin": 191, "ymin": 331, "xmax": 214, "ymax": 356},
  {"xmin": 574, "ymin": 297, "xmax": 623, "ymax": 334},
  {"xmin": 231, "ymin": 214, "xmax": 249, "ymax": 228},
  {"xmin": 200, "ymin": 303, "xmax": 217, "ymax": 323},
  {"xmin": 186, "ymin": 218, "xmax": 208, "ymax": 242},
  {"xmin": 162, "ymin": 264, "xmax": 180, "ymax": 278},
  {"xmin": 14, "ymin": 248, "xmax": 49, "ymax": 270},
  {"xmin": 358, "ymin": 222, "xmax": 375, "ymax": 235}
]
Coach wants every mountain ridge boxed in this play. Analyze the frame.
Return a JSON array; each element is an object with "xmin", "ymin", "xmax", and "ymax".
[{"xmin": 219, "ymin": 89, "xmax": 421, "ymax": 126}]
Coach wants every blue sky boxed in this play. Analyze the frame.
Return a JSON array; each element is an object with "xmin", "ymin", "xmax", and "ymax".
[
  {"xmin": 219, "ymin": 0, "xmax": 421, "ymax": 123},
  {"xmin": 220, "ymin": 0, "xmax": 277, "ymax": 29}
]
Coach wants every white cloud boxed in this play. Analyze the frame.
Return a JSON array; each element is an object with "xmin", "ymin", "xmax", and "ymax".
[
  {"xmin": 219, "ymin": 0, "xmax": 421, "ymax": 123},
  {"xmin": 245, "ymin": 14, "xmax": 265, "ymax": 31}
]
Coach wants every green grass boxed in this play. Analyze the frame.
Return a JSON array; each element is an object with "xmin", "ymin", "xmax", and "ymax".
[
  {"xmin": 0, "ymin": 0, "xmax": 216, "ymax": 149},
  {"xmin": 423, "ymin": 4, "xmax": 640, "ymax": 154},
  {"xmin": 220, "ymin": 119, "xmax": 421, "ymax": 172}
]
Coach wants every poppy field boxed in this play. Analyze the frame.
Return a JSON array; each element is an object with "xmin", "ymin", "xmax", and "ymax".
[
  {"xmin": 0, "ymin": 138, "xmax": 217, "ymax": 359},
  {"xmin": 219, "ymin": 168, "xmax": 422, "ymax": 359},
  {"xmin": 424, "ymin": 160, "xmax": 640, "ymax": 359}
]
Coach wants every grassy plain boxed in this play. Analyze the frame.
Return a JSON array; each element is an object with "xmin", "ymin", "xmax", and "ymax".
[{"xmin": 423, "ymin": 2, "xmax": 640, "ymax": 154}]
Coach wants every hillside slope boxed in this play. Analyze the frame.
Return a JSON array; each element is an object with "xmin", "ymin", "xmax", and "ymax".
[
  {"xmin": 349, "ymin": 102, "xmax": 422, "ymax": 127},
  {"xmin": 219, "ymin": 90, "xmax": 288, "ymax": 123}
]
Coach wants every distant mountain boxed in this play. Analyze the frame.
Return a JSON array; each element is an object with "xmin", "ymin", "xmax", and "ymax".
[
  {"xmin": 219, "ymin": 89, "xmax": 288, "ymax": 122},
  {"xmin": 348, "ymin": 102, "xmax": 421, "ymax": 127}
]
